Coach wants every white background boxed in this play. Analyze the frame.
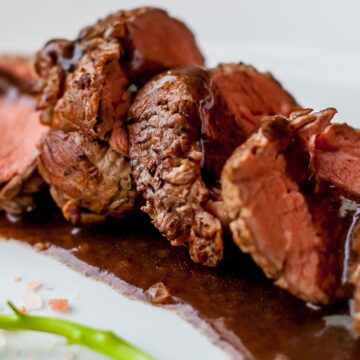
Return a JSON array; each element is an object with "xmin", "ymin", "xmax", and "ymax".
[
  {"xmin": 0, "ymin": 0, "xmax": 359, "ymax": 55},
  {"xmin": 0, "ymin": 0, "xmax": 359, "ymax": 121}
]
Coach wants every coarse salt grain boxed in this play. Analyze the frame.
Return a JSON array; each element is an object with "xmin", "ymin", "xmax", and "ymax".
[
  {"xmin": 33, "ymin": 242, "xmax": 50, "ymax": 251},
  {"xmin": 19, "ymin": 306, "xmax": 27, "ymax": 314},
  {"xmin": 22, "ymin": 291, "xmax": 42, "ymax": 311},
  {"xmin": 48, "ymin": 299, "xmax": 70, "ymax": 313},
  {"xmin": 12, "ymin": 275, "xmax": 22, "ymax": 282},
  {"xmin": 63, "ymin": 351, "xmax": 77, "ymax": 360},
  {"xmin": 26, "ymin": 279, "xmax": 42, "ymax": 291}
]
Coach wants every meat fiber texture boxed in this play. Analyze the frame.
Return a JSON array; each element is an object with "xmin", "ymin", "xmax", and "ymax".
[
  {"xmin": 222, "ymin": 108, "xmax": 358, "ymax": 304},
  {"xmin": 308, "ymin": 115, "xmax": 360, "ymax": 199},
  {"xmin": 38, "ymin": 130, "xmax": 136, "ymax": 224},
  {"xmin": 35, "ymin": 7, "xmax": 205, "ymax": 225},
  {"xmin": 291, "ymin": 109, "xmax": 360, "ymax": 332},
  {"xmin": 129, "ymin": 64, "xmax": 298, "ymax": 266},
  {"xmin": 35, "ymin": 7, "xmax": 204, "ymax": 150},
  {"xmin": 0, "ymin": 57, "xmax": 47, "ymax": 215}
]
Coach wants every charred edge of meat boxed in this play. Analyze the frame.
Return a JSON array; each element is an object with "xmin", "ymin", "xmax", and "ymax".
[
  {"xmin": 0, "ymin": 167, "xmax": 44, "ymax": 215},
  {"xmin": 222, "ymin": 113, "xmax": 351, "ymax": 304},
  {"xmin": 37, "ymin": 129, "xmax": 137, "ymax": 225},
  {"xmin": 129, "ymin": 67, "xmax": 224, "ymax": 267},
  {"xmin": 34, "ymin": 7, "xmax": 204, "ymax": 152}
]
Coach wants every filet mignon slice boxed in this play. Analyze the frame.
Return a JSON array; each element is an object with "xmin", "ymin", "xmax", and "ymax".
[
  {"xmin": 38, "ymin": 130, "xmax": 137, "ymax": 224},
  {"xmin": 34, "ymin": 7, "xmax": 205, "ymax": 224},
  {"xmin": 129, "ymin": 64, "xmax": 299, "ymax": 266},
  {"xmin": 313, "ymin": 123, "xmax": 360, "ymax": 198},
  {"xmin": 0, "ymin": 56, "xmax": 35, "ymax": 90},
  {"xmin": 35, "ymin": 7, "xmax": 204, "ymax": 154},
  {"xmin": 290, "ymin": 108, "xmax": 360, "ymax": 199},
  {"xmin": 222, "ymin": 112, "xmax": 354, "ymax": 303},
  {"xmin": 211, "ymin": 63, "xmax": 298, "ymax": 136},
  {"xmin": 294, "ymin": 110, "xmax": 360, "ymax": 329},
  {"xmin": 0, "ymin": 57, "xmax": 47, "ymax": 215}
]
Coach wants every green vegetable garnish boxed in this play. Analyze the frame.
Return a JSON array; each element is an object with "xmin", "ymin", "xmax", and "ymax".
[{"xmin": 0, "ymin": 301, "xmax": 155, "ymax": 360}]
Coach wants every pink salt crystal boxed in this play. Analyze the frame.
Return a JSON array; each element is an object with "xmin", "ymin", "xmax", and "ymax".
[
  {"xmin": 48, "ymin": 298, "xmax": 70, "ymax": 313},
  {"xmin": 26, "ymin": 279, "xmax": 42, "ymax": 291},
  {"xmin": 12, "ymin": 275, "xmax": 22, "ymax": 282}
]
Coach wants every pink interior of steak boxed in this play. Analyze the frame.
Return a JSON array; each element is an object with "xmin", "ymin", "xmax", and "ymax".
[
  {"xmin": 0, "ymin": 57, "xmax": 47, "ymax": 186},
  {"xmin": 211, "ymin": 64, "xmax": 299, "ymax": 136},
  {"xmin": 312, "ymin": 123, "xmax": 360, "ymax": 198},
  {"xmin": 0, "ymin": 56, "xmax": 34, "ymax": 84},
  {"xmin": 199, "ymin": 74, "xmax": 247, "ymax": 187},
  {"xmin": 0, "ymin": 99, "xmax": 47, "ymax": 183},
  {"xmin": 292, "ymin": 108, "xmax": 360, "ymax": 198},
  {"xmin": 230, "ymin": 136, "xmax": 333, "ymax": 301},
  {"xmin": 223, "ymin": 117, "xmax": 353, "ymax": 303},
  {"xmin": 124, "ymin": 9, "xmax": 204, "ymax": 78},
  {"xmin": 35, "ymin": 7, "xmax": 205, "ymax": 156},
  {"xmin": 198, "ymin": 63, "xmax": 299, "ymax": 189}
]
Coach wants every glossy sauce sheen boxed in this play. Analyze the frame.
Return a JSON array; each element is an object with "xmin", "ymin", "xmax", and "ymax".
[{"xmin": 0, "ymin": 203, "xmax": 359, "ymax": 360}]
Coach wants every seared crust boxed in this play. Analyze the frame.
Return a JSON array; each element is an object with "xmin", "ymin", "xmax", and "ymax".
[
  {"xmin": 129, "ymin": 63, "xmax": 299, "ymax": 266},
  {"xmin": 129, "ymin": 67, "xmax": 224, "ymax": 266},
  {"xmin": 34, "ymin": 7, "xmax": 204, "ymax": 154},
  {"xmin": 34, "ymin": 7, "xmax": 204, "ymax": 224},
  {"xmin": 36, "ymin": 39, "xmax": 131, "ymax": 149},
  {"xmin": 0, "ymin": 161, "xmax": 43, "ymax": 215},
  {"xmin": 38, "ymin": 130, "xmax": 137, "ymax": 225}
]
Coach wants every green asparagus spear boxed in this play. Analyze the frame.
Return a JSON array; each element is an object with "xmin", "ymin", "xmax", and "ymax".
[{"xmin": 0, "ymin": 302, "xmax": 155, "ymax": 360}]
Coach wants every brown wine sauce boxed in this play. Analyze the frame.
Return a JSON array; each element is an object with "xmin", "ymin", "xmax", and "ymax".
[{"xmin": 1, "ymin": 199, "xmax": 360, "ymax": 360}]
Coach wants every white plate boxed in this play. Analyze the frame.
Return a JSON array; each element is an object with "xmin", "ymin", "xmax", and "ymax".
[{"xmin": 0, "ymin": 240, "xmax": 230, "ymax": 360}]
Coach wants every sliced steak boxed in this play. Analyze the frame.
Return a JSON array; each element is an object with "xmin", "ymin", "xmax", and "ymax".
[
  {"xmin": 222, "ymin": 113, "xmax": 354, "ymax": 303},
  {"xmin": 129, "ymin": 64, "xmax": 299, "ymax": 266},
  {"xmin": 35, "ymin": 7, "xmax": 204, "ymax": 154},
  {"xmin": 38, "ymin": 130, "xmax": 137, "ymax": 224},
  {"xmin": 211, "ymin": 63, "xmax": 298, "ymax": 136},
  {"xmin": 0, "ymin": 57, "xmax": 47, "ymax": 215},
  {"xmin": 289, "ymin": 108, "xmax": 360, "ymax": 198},
  {"xmin": 294, "ymin": 110, "xmax": 360, "ymax": 329},
  {"xmin": 313, "ymin": 123, "xmax": 360, "ymax": 198},
  {"xmin": 34, "ymin": 7, "xmax": 204, "ymax": 224},
  {"xmin": 0, "ymin": 56, "xmax": 35, "ymax": 91}
]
